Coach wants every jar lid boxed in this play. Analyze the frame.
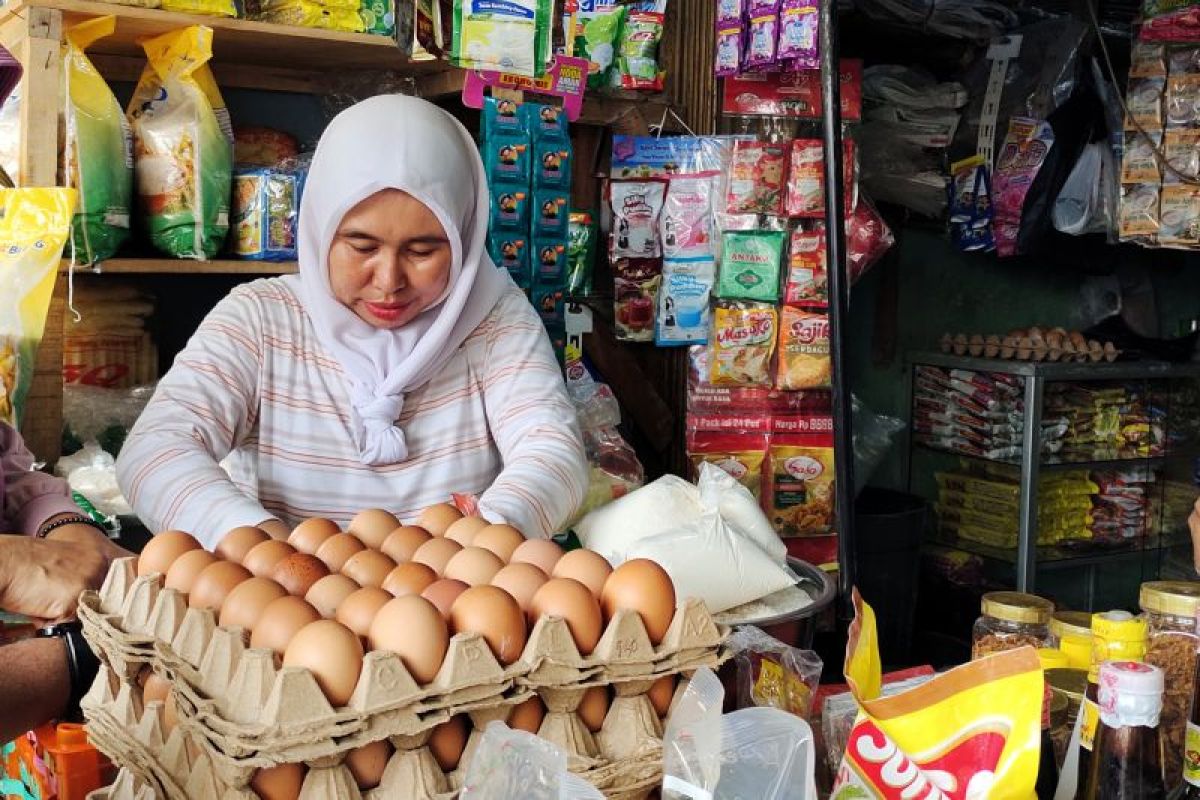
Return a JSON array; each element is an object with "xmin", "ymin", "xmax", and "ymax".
[
  {"xmin": 1097, "ymin": 661, "xmax": 1163, "ymax": 728},
  {"xmin": 1038, "ymin": 648, "xmax": 1070, "ymax": 671},
  {"xmin": 1050, "ymin": 610, "xmax": 1093, "ymax": 640},
  {"xmin": 1045, "ymin": 667, "xmax": 1089, "ymax": 700},
  {"xmin": 1140, "ymin": 581, "xmax": 1200, "ymax": 618},
  {"xmin": 981, "ymin": 591, "xmax": 1053, "ymax": 624}
]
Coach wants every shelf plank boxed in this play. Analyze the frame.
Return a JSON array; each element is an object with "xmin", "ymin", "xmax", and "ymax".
[{"xmin": 61, "ymin": 258, "xmax": 297, "ymax": 275}]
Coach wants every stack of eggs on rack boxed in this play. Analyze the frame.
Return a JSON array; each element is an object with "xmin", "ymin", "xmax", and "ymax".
[{"xmin": 77, "ymin": 503, "xmax": 728, "ymax": 799}]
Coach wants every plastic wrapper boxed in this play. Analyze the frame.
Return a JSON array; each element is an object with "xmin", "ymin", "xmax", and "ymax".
[
  {"xmin": 766, "ymin": 433, "xmax": 834, "ymax": 536},
  {"xmin": 717, "ymin": 230, "xmax": 784, "ymax": 303},
  {"xmin": 657, "ymin": 259, "xmax": 715, "ymax": 346},
  {"xmin": 778, "ymin": 0, "xmax": 818, "ymax": 68},
  {"xmin": 786, "ymin": 224, "xmax": 826, "ymax": 306},
  {"xmin": 846, "ymin": 196, "xmax": 894, "ymax": 284},
  {"xmin": 613, "ymin": 258, "xmax": 661, "ymax": 341},
  {"xmin": 159, "ymin": 0, "xmax": 234, "ymax": 16},
  {"xmin": 62, "ymin": 383, "xmax": 156, "ymax": 457},
  {"xmin": 0, "ymin": 88, "xmax": 18, "ymax": 184},
  {"xmin": 566, "ymin": 211, "xmax": 596, "ymax": 296},
  {"xmin": 574, "ymin": 5, "xmax": 624, "ymax": 88},
  {"xmin": 449, "ymin": 0, "xmax": 551, "ymax": 78},
  {"xmin": 725, "ymin": 140, "xmax": 786, "ymax": 214},
  {"xmin": 234, "ymin": 127, "xmax": 299, "ymax": 167},
  {"xmin": 617, "ymin": 11, "xmax": 665, "ymax": 91},
  {"xmin": 776, "ymin": 307, "xmax": 830, "ymax": 390},
  {"xmin": 743, "ymin": 0, "xmax": 779, "ymax": 71},
  {"xmin": 993, "ymin": 117, "xmax": 1054, "ymax": 257},
  {"xmin": 610, "ymin": 180, "xmax": 666, "ymax": 258},
  {"xmin": 459, "ymin": 722, "xmax": 603, "ymax": 799},
  {"xmin": 709, "ymin": 301, "xmax": 777, "ymax": 386},
  {"xmin": 729, "ymin": 626, "xmax": 823, "ymax": 719},
  {"xmin": 661, "ymin": 177, "xmax": 716, "ymax": 260},
  {"xmin": 948, "ymin": 155, "xmax": 996, "ymax": 252},
  {"xmin": 231, "ymin": 165, "xmax": 304, "ymax": 261},
  {"xmin": 54, "ymin": 441, "xmax": 133, "ymax": 518},
  {"xmin": 851, "ymin": 394, "xmax": 904, "ymax": 494}
]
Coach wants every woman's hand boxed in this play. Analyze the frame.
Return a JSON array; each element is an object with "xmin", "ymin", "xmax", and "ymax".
[{"xmin": 0, "ymin": 534, "xmax": 113, "ymax": 622}]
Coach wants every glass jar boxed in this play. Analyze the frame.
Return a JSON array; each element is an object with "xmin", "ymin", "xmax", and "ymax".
[
  {"xmin": 1050, "ymin": 688, "xmax": 1070, "ymax": 768},
  {"xmin": 971, "ymin": 591, "xmax": 1053, "ymax": 659},
  {"xmin": 1141, "ymin": 581, "xmax": 1200, "ymax": 792},
  {"xmin": 1049, "ymin": 610, "xmax": 1093, "ymax": 670}
]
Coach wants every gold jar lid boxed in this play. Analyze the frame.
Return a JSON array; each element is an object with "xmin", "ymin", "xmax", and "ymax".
[
  {"xmin": 1049, "ymin": 610, "xmax": 1092, "ymax": 640},
  {"xmin": 1045, "ymin": 667, "xmax": 1088, "ymax": 701},
  {"xmin": 1140, "ymin": 581, "xmax": 1200, "ymax": 618},
  {"xmin": 981, "ymin": 591, "xmax": 1053, "ymax": 625}
]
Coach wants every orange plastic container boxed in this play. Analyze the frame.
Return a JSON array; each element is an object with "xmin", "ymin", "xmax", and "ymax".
[{"xmin": 2, "ymin": 723, "xmax": 114, "ymax": 799}]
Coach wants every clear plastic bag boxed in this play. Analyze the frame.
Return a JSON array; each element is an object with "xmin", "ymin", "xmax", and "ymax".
[
  {"xmin": 852, "ymin": 394, "xmax": 905, "ymax": 494},
  {"xmin": 729, "ymin": 626, "xmax": 823, "ymax": 719},
  {"xmin": 459, "ymin": 722, "xmax": 603, "ymax": 800},
  {"xmin": 62, "ymin": 382, "xmax": 156, "ymax": 456},
  {"xmin": 54, "ymin": 440, "xmax": 132, "ymax": 518}
]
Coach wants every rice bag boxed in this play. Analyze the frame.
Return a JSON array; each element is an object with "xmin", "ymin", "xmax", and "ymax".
[
  {"xmin": 709, "ymin": 300, "xmax": 777, "ymax": 386},
  {"xmin": 483, "ymin": 131, "xmax": 531, "ymax": 185},
  {"xmin": 128, "ymin": 26, "xmax": 233, "ymax": 260},
  {"xmin": 566, "ymin": 210, "xmax": 596, "ymax": 296},
  {"xmin": 533, "ymin": 238, "xmax": 568, "ymax": 285},
  {"xmin": 661, "ymin": 177, "xmax": 716, "ymax": 260},
  {"xmin": 231, "ymin": 167, "xmax": 302, "ymax": 261},
  {"xmin": 522, "ymin": 101, "xmax": 569, "ymax": 140},
  {"xmin": 656, "ymin": 259, "xmax": 715, "ymax": 346},
  {"xmin": 451, "ymin": 0, "xmax": 549, "ymax": 77},
  {"xmin": 0, "ymin": 188, "xmax": 77, "ymax": 426},
  {"xmin": 743, "ymin": 0, "xmax": 779, "ymax": 71},
  {"xmin": 776, "ymin": 306, "xmax": 830, "ymax": 390},
  {"xmin": 490, "ymin": 184, "xmax": 530, "ymax": 231},
  {"xmin": 62, "ymin": 17, "xmax": 132, "ymax": 265},
  {"xmin": 532, "ymin": 190, "xmax": 569, "ymax": 238},
  {"xmin": 614, "ymin": 257, "xmax": 661, "ymax": 342},
  {"xmin": 575, "ymin": 5, "xmax": 625, "ymax": 89},
  {"xmin": 785, "ymin": 224, "xmax": 827, "ymax": 307},
  {"xmin": 777, "ymin": 0, "xmax": 818, "ymax": 67},
  {"xmin": 717, "ymin": 229, "xmax": 785, "ymax": 303},
  {"xmin": 489, "ymin": 233, "xmax": 530, "ymax": 284},
  {"xmin": 482, "ymin": 96, "xmax": 525, "ymax": 139},
  {"xmin": 610, "ymin": 180, "xmax": 666, "ymax": 258},
  {"xmin": 618, "ymin": 11, "xmax": 665, "ymax": 91},
  {"xmin": 726, "ymin": 140, "xmax": 786, "ymax": 215},
  {"xmin": 533, "ymin": 140, "xmax": 572, "ymax": 189}
]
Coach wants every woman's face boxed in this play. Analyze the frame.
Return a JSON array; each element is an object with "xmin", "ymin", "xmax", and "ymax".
[{"xmin": 328, "ymin": 189, "xmax": 453, "ymax": 329}]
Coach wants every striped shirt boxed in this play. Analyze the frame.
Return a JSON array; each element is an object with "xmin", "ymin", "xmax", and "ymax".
[{"xmin": 115, "ymin": 277, "xmax": 588, "ymax": 549}]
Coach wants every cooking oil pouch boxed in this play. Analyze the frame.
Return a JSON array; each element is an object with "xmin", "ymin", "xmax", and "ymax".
[
  {"xmin": 522, "ymin": 101, "xmax": 568, "ymax": 141},
  {"xmin": 489, "ymin": 184, "xmax": 529, "ymax": 231},
  {"xmin": 160, "ymin": 0, "xmax": 234, "ymax": 17},
  {"xmin": 533, "ymin": 139, "xmax": 571, "ymax": 189},
  {"xmin": 452, "ymin": 0, "xmax": 550, "ymax": 78},
  {"xmin": 62, "ymin": 17, "xmax": 132, "ymax": 265},
  {"xmin": 128, "ymin": 26, "xmax": 232, "ymax": 260},
  {"xmin": 483, "ymin": 130, "xmax": 531, "ymax": 185},
  {"xmin": 0, "ymin": 188, "xmax": 77, "ymax": 426},
  {"xmin": 832, "ymin": 590, "xmax": 1042, "ymax": 800},
  {"xmin": 488, "ymin": 233, "xmax": 530, "ymax": 282},
  {"xmin": 532, "ymin": 190, "xmax": 569, "ymax": 238},
  {"xmin": 575, "ymin": 5, "xmax": 624, "ymax": 89},
  {"xmin": 258, "ymin": 2, "xmax": 365, "ymax": 30},
  {"xmin": 533, "ymin": 238, "xmax": 568, "ymax": 286},
  {"xmin": 482, "ymin": 95, "xmax": 525, "ymax": 139}
]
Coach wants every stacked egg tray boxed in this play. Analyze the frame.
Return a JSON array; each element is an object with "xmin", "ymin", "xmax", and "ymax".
[{"xmin": 80, "ymin": 556, "xmax": 726, "ymax": 798}]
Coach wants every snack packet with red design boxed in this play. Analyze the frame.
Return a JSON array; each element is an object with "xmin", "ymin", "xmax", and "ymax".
[{"xmin": 709, "ymin": 300, "xmax": 778, "ymax": 386}]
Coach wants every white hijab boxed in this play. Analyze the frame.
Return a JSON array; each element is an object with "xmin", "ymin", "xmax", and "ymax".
[{"xmin": 293, "ymin": 95, "xmax": 510, "ymax": 465}]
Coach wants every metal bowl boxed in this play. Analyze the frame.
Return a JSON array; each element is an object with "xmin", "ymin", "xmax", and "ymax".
[{"xmin": 714, "ymin": 556, "xmax": 837, "ymax": 649}]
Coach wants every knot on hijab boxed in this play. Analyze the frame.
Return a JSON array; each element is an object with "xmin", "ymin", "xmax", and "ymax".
[{"xmin": 351, "ymin": 384, "xmax": 408, "ymax": 462}]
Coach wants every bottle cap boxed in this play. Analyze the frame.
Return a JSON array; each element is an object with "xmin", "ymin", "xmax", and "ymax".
[
  {"xmin": 1140, "ymin": 582, "xmax": 1200, "ymax": 619},
  {"xmin": 1050, "ymin": 610, "xmax": 1093, "ymax": 640},
  {"xmin": 1088, "ymin": 611, "xmax": 1148, "ymax": 681},
  {"xmin": 1097, "ymin": 660, "xmax": 1163, "ymax": 729}
]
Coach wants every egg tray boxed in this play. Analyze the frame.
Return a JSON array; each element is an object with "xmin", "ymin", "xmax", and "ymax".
[
  {"xmin": 80, "ymin": 558, "xmax": 727, "ymax": 756},
  {"xmin": 83, "ymin": 663, "xmax": 688, "ymax": 800}
]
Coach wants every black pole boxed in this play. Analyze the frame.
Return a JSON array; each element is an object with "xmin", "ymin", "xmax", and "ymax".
[{"xmin": 818, "ymin": 0, "xmax": 857, "ymax": 619}]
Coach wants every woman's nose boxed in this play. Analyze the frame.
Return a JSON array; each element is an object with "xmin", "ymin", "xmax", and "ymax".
[{"xmin": 373, "ymin": 252, "xmax": 408, "ymax": 293}]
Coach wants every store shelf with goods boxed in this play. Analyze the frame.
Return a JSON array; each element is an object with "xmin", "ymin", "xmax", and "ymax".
[
  {"xmin": 927, "ymin": 534, "xmax": 1163, "ymax": 570},
  {"xmin": 59, "ymin": 258, "xmax": 298, "ymax": 275},
  {"xmin": 914, "ymin": 442, "xmax": 1173, "ymax": 473},
  {"xmin": 912, "ymin": 351, "xmax": 1200, "ymax": 382}
]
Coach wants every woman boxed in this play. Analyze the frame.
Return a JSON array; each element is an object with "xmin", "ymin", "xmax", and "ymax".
[{"xmin": 116, "ymin": 96, "xmax": 588, "ymax": 548}]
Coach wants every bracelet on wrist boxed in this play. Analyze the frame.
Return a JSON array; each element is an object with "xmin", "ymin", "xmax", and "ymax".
[{"xmin": 37, "ymin": 515, "xmax": 107, "ymax": 540}]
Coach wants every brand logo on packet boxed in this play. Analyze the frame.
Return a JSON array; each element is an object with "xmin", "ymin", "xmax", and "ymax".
[
  {"xmin": 784, "ymin": 455, "xmax": 823, "ymax": 479},
  {"xmin": 713, "ymin": 457, "xmax": 748, "ymax": 479},
  {"xmin": 715, "ymin": 313, "xmax": 773, "ymax": 345}
]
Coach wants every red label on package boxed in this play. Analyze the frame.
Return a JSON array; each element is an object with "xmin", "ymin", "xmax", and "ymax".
[
  {"xmin": 721, "ymin": 60, "xmax": 863, "ymax": 119},
  {"xmin": 786, "ymin": 224, "xmax": 827, "ymax": 307}
]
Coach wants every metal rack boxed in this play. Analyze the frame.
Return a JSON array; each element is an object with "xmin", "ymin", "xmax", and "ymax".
[{"xmin": 906, "ymin": 352, "xmax": 1200, "ymax": 599}]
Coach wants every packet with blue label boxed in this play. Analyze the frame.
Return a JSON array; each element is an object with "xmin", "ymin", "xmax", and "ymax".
[
  {"xmin": 533, "ymin": 140, "xmax": 572, "ymax": 188},
  {"xmin": 489, "ymin": 232, "xmax": 530, "ymax": 283},
  {"xmin": 656, "ymin": 259, "xmax": 715, "ymax": 346},
  {"xmin": 483, "ymin": 130, "xmax": 532, "ymax": 185},
  {"xmin": 490, "ymin": 184, "xmax": 530, "ymax": 231},
  {"xmin": 533, "ymin": 190, "xmax": 570, "ymax": 237},
  {"xmin": 483, "ymin": 95, "xmax": 526, "ymax": 139},
  {"xmin": 523, "ymin": 101, "xmax": 569, "ymax": 140}
]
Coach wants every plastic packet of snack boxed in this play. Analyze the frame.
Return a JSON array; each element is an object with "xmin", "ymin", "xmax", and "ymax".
[
  {"xmin": 948, "ymin": 155, "xmax": 996, "ymax": 253},
  {"xmin": 661, "ymin": 177, "xmax": 716, "ymax": 260},
  {"xmin": 656, "ymin": 259, "xmax": 715, "ymax": 346},
  {"xmin": 993, "ymin": 117, "xmax": 1054, "ymax": 257},
  {"xmin": 1166, "ymin": 72, "xmax": 1200, "ymax": 127},
  {"xmin": 710, "ymin": 300, "xmax": 777, "ymax": 386},
  {"xmin": 532, "ymin": 140, "xmax": 571, "ymax": 189},
  {"xmin": 687, "ymin": 435, "xmax": 768, "ymax": 499},
  {"xmin": 257, "ymin": 1, "xmax": 364, "ymax": 30},
  {"xmin": 730, "ymin": 626, "xmax": 823, "ymax": 718},
  {"xmin": 786, "ymin": 224, "xmax": 827, "ymax": 307},
  {"xmin": 726, "ymin": 140, "xmax": 786, "ymax": 215},
  {"xmin": 533, "ymin": 237, "xmax": 568, "ymax": 285},
  {"xmin": 785, "ymin": 139, "xmax": 856, "ymax": 218},
  {"xmin": 575, "ymin": 5, "xmax": 625, "ymax": 89},
  {"xmin": 610, "ymin": 180, "xmax": 666, "ymax": 258},
  {"xmin": 714, "ymin": 17, "xmax": 742, "ymax": 78},
  {"xmin": 1126, "ymin": 77, "xmax": 1166, "ymax": 129},
  {"xmin": 777, "ymin": 0, "xmax": 818, "ymax": 68},
  {"xmin": 846, "ymin": 196, "xmax": 893, "ymax": 284},
  {"xmin": 522, "ymin": 101, "xmax": 569, "ymax": 141},
  {"xmin": 482, "ymin": 95, "xmax": 525, "ymax": 139},
  {"xmin": 1158, "ymin": 184, "xmax": 1200, "ymax": 247},
  {"xmin": 231, "ymin": 167, "xmax": 301, "ymax": 261},
  {"xmin": 483, "ymin": 131, "xmax": 531, "ymax": 185},
  {"xmin": 766, "ymin": 431, "xmax": 835, "ymax": 536},
  {"xmin": 532, "ymin": 283, "xmax": 565, "ymax": 326},
  {"xmin": 1122, "ymin": 129, "xmax": 1164, "ymax": 184},
  {"xmin": 743, "ymin": 0, "xmax": 779, "ymax": 71},
  {"xmin": 1119, "ymin": 182, "xmax": 1162, "ymax": 241},
  {"xmin": 489, "ymin": 184, "xmax": 530, "ymax": 231},
  {"xmin": 776, "ymin": 307, "xmax": 830, "ymax": 391},
  {"xmin": 488, "ymin": 233, "xmax": 530, "ymax": 284},
  {"xmin": 566, "ymin": 211, "xmax": 596, "ymax": 296},
  {"xmin": 1131, "ymin": 41, "xmax": 1168, "ymax": 78},
  {"xmin": 717, "ymin": 0, "xmax": 744, "ymax": 22},
  {"xmin": 1163, "ymin": 128, "xmax": 1200, "ymax": 183},
  {"xmin": 614, "ymin": 257, "xmax": 661, "ymax": 341},
  {"xmin": 532, "ymin": 190, "xmax": 569, "ymax": 238},
  {"xmin": 618, "ymin": 11, "xmax": 665, "ymax": 90},
  {"xmin": 718, "ymin": 229, "xmax": 785, "ymax": 303}
]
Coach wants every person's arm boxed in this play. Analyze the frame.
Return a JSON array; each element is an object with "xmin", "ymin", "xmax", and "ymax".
[
  {"xmin": 1190, "ymin": 495, "xmax": 1200, "ymax": 574},
  {"xmin": 0, "ymin": 637, "xmax": 70, "ymax": 743},
  {"xmin": 476, "ymin": 294, "xmax": 588, "ymax": 538},
  {"xmin": 116, "ymin": 286, "xmax": 278, "ymax": 548},
  {"xmin": 0, "ymin": 534, "xmax": 109, "ymax": 621},
  {"xmin": 1, "ymin": 423, "xmax": 81, "ymax": 536}
]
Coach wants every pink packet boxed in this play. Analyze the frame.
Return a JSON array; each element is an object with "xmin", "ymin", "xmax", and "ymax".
[
  {"xmin": 662, "ymin": 177, "xmax": 717, "ymax": 259},
  {"xmin": 726, "ymin": 140, "xmax": 787, "ymax": 215},
  {"xmin": 778, "ymin": 0, "xmax": 818, "ymax": 67},
  {"xmin": 992, "ymin": 118, "xmax": 1054, "ymax": 257},
  {"xmin": 715, "ymin": 18, "xmax": 743, "ymax": 77},
  {"xmin": 744, "ymin": 0, "xmax": 780, "ymax": 71}
]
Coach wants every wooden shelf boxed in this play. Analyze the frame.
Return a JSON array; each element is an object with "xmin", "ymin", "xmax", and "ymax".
[{"xmin": 61, "ymin": 258, "xmax": 297, "ymax": 275}]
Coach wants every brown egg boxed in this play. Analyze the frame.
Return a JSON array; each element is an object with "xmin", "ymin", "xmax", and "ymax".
[
  {"xmin": 552, "ymin": 549, "xmax": 613, "ymax": 598},
  {"xmin": 507, "ymin": 696, "xmax": 545, "ymax": 734},
  {"xmin": 143, "ymin": 672, "xmax": 171, "ymax": 706},
  {"xmin": 250, "ymin": 763, "xmax": 306, "ymax": 800},
  {"xmin": 427, "ymin": 715, "xmax": 468, "ymax": 771},
  {"xmin": 271, "ymin": 553, "xmax": 330, "ymax": 597},
  {"xmin": 315, "ymin": 533, "xmax": 367, "ymax": 572},
  {"xmin": 450, "ymin": 586, "xmax": 527, "ymax": 666},
  {"xmin": 283, "ymin": 620, "xmax": 364, "ymax": 707},
  {"xmin": 510, "ymin": 539, "xmax": 564, "ymax": 576},
  {"xmin": 219, "ymin": 576, "xmax": 288, "ymax": 631},
  {"xmin": 137, "ymin": 531, "xmax": 202, "ymax": 577},
  {"xmin": 382, "ymin": 562, "xmax": 437, "ymax": 597},
  {"xmin": 444, "ymin": 515, "xmax": 490, "ymax": 546},
  {"xmin": 417, "ymin": 503, "xmax": 463, "ymax": 536},
  {"xmin": 345, "ymin": 739, "xmax": 392, "ymax": 790},
  {"xmin": 335, "ymin": 588, "xmax": 393, "ymax": 639},
  {"xmin": 189, "ymin": 561, "xmax": 252, "ymax": 611},
  {"xmin": 600, "ymin": 559, "xmax": 676, "ymax": 645},
  {"xmin": 647, "ymin": 675, "xmax": 675, "ymax": 717},
  {"xmin": 164, "ymin": 549, "xmax": 219, "ymax": 594},
  {"xmin": 287, "ymin": 518, "xmax": 340, "ymax": 554},
  {"xmin": 368, "ymin": 596, "xmax": 449, "ymax": 684},
  {"xmin": 216, "ymin": 526, "xmax": 270, "ymax": 562},
  {"xmin": 243, "ymin": 540, "xmax": 297, "ymax": 578},
  {"xmin": 472, "ymin": 525, "xmax": 525, "ymax": 561},
  {"xmin": 349, "ymin": 508, "xmax": 401, "ymax": 549},
  {"xmin": 577, "ymin": 686, "xmax": 609, "ymax": 732},
  {"xmin": 412, "ymin": 538, "xmax": 462, "ymax": 575},
  {"xmin": 250, "ymin": 596, "xmax": 321, "ymax": 656},
  {"xmin": 341, "ymin": 550, "xmax": 396, "ymax": 589},
  {"xmin": 443, "ymin": 546, "xmax": 504, "ymax": 586},
  {"xmin": 421, "ymin": 579, "xmax": 469, "ymax": 620},
  {"xmin": 528, "ymin": 578, "xmax": 603, "ymax": 655},
  {"xmin": 490, "ymin": 563, "xmax": 548, "ymax": 612},
  {"xmin": 304, "ymin": 574, "xmax": 360, "ymax": 618},
  {"xmin": 380, "ymin": 526, "xmax": 432, "ymax": 563}
]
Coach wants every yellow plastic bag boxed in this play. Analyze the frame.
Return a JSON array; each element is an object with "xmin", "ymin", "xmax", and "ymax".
[
  {"xmin": 833, "ymin": 590, "xmax": 1042, "ymax": 799},
  {"xmin": 159, "ymin": 0, "xmax": 234, "ymax": 19},
  {"xmin": 0, "ymin": 188, "xmax": 77, "ymax": 426},
  {"xmin": 256, "ymin": 0, "xmax": 365, "ymax": 31}
]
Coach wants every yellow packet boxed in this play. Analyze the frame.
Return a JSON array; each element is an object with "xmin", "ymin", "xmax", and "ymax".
[
  {"xmin": 0, "ymin": 188, "xmax": 77, "ymax": 426},
  {"xmin": 833, "ymin": 590, "xmax": 1042, "ymax": 799},
  {"xmin": 159, "ymin": 0, "xmax": 235, "ymax": 18},
  {"xmin": 257, "ymin": 0, "xmax": 365, "ymax": 31}
]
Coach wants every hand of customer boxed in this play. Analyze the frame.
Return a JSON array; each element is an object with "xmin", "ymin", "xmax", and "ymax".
[
  {"xmin": 1190, "ymin": 495, "xmax": 1200, "ymax": 573},
  {"xmin": 44, "ymin": 520, "xmax": 132, "ymax": 564},
  {"xmin": 0, "ymin": 534, "xmax": 115, "ymax": 622}
]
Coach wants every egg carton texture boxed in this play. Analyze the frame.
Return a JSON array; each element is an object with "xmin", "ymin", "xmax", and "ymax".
[{"xmin": 86, "ymin": 768, "xmax": 156, "ymax": 800}]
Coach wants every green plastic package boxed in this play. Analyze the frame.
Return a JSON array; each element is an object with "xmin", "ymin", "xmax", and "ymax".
[
  {"xmin": 451, "ymin": 0, "xmax": 553, "ymax": 77},
  {"xmin": 567, "ymin": 210, "xmax": 596, "ymax": 296},
  {"xmin": 575, "ymin": 5, "xmax": 624, "ymax": 89},
  {"xmin": 717, "ymin": 229, "xmax": 785, "ymax": 303},
  {"xmin": 127, "ymin": 26, "xmax": 232, "ymax": 260},
  {"xmin": 62, "ymin": 16, "xmax": 132, "ymax": 265}
]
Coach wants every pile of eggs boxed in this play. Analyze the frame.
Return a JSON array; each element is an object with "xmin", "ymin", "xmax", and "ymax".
[{"xmin": 135, "ymin": 504, "xmax": 677, "ymax": 745}]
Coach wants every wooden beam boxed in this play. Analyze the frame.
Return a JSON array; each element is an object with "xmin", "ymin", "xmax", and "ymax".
[{"xmin": 16, "ymin": 6, "xmax": 61, "ymax": 188}]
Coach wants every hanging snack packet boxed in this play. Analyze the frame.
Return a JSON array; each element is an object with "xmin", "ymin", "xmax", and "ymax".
[
  {"xmin": 567, "ymin": 210, "xmax": 597, "ymax": 295},
  {"xmin": 490, "ymin": 185, "xmax": 530, "ymax": 231},
  {"xmin": 62, "ymin": 17, "xmax": 132, "ymax": 265},
  {"xmin": 777, "ymin": 0, "xmax": 818, "ymax": 68},
  {"xmin": 709, "ymin": 301, "xmax": 777, "ymax": 386},
  {"xmin": 359, "ymin": 0, "xmax": 396, "ymax": 35},
  {"xmin": 833, "ymin": 591, "xmax": 1042, "ymax": 800},
  {"xmin": 533, "ymin": 238, "xmax": 569, "ymax": 285},
  {"xmin": 128, "ymin": 26, "xmax": 233, "ymax": 260},
  {"xmin": 718, "ymin": 229, "xmax": 785, "ymax": 303},
  {"xmin": 715, "ymin": 15, "xmax": 742, "ymax": 77},
  {"xmin": 726, "ymin": 140, "xmax": 786, "ymax": 215},
  {"xmin": 533, "ymin": 140, "xmax": 572, "ymax": 189},
  {"xmin": 662, "ymin": 177, "xmax": 716, "ymax": 260},
  {"xmin": 231, "ymin": 167, "xmax": 301, "ymax": 261},
  {"xmin": 743, "ymin": 0, "xmax": 779, "ymax": 71},
  {"xmin": 618, "ymin": 11, "xmax": 665, "ymax": 91},
  {"xmin": 533, "ymin": 284, "xmax": 565, "ymax": 325},
  {"xmin": 610, "ymin": 180, "xmax": 666, "ymax": 258},
  {"xmin": 0, "ymin": 188, "xmax": 77, "ymax": 426},
  {"xmin": 992, "ymin": 117, "xmax": 1054, "ymax": 257},
  {"xmin": 451, "ymin": 0, "xmax": 548, "ymax": 78},
  {"xmin": 948, "ymin": 155, "xmax": 996, "ymax": 253},
  {"xmin": 717, "ymin": 0, "xmax": 744, "ymax": 22},
  {"xmin": 786, "ymin": 224, "xmax": 827, "ymax": 307},
  {"xmin": 614, "ymin": 257, "xmax": 662, "ymax": 342},
  {"xmin": 776, "ymin": 306, "xmax": 831, "ymax": 390},
  {"xmin": 256, "ymin": 2, "xmax": 365, "ymax": 31},
  {"xmin": 160, "ymin": 0, "xmax": 235, "ymax": 17},
  {"xmin": 766, "ymin": 431, "xmax": 835, "ymax": 535},
  {"xmin": 482, "ymin": 95, "xmax": 525, "ymax": 139},
  {"xmin": 532, "ymin": 190, "xmax": 569, "ymax": 238},
  {"xmin": 785, "ymin": 139, "xmax": 856, "ymax": 218},
  {"xmin": 483, "ymin": 131, "xmax": 531, "ymax": 185},
  {"xmin": 523, "ymin": 102, "xmax": 569, "ymax": 141},
  {"xmin": 656, "ymin": 259, "xmax": 716, "ymax": 346},
  {"xmin": 576, "ymin": 5, "xmax": 625, "ymax": 89},
  {"xmin": 489, "ymin": 233, "xmax": 530, "ymax": 284}
]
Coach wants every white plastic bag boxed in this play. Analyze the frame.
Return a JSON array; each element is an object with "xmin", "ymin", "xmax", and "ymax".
[
  {"xmin": 697, "ymin": 462, "xmax": 786, "ymax": 563},
  {"xmin": 459, "ymin": 722, "xmax": 603, "ymax": 800},
  {"xmin": 575, "ymin": 473, "xmax": 703, "ymax": 559},
  {"xmin": 54, "ymin": 441, "xmax": 132, "ymax": 517}
]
